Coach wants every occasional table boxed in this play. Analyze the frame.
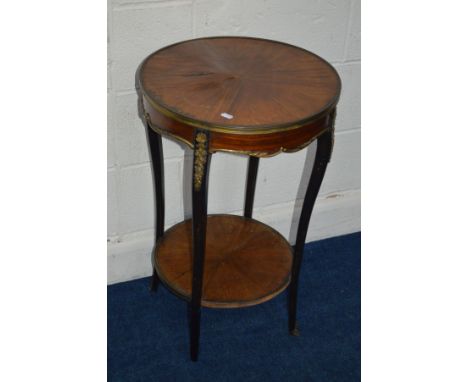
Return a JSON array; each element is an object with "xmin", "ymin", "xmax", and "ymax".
[{"xmin": 138, "ymin": 37, "xmax": 341, "ymax": 361}]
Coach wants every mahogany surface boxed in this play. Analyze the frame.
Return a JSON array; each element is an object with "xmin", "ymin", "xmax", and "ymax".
[
  {"xmin": 154, "ymin": 215, "xmax": 293, "ymax": 308},
  {"xmin": 139, "ymin": 37, "xmax": 341, "ymax": 156}
]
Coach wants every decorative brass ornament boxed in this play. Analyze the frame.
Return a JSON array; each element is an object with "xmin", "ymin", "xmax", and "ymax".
[{"xmin": 193, "ymin": 132, "xmax": 208, "ymax": 191}]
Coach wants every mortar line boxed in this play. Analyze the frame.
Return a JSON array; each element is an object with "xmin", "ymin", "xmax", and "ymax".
[
  {"xmin": 335, "ymin": 127, "xmax": 361, "ymax": 136},
  {"xmin": 113, "ymin": 0, "xmax": 193, "ymax": 11},
  {"xmin": 342, "ymin": 0, "xmax": 355, "ymax": 62}
]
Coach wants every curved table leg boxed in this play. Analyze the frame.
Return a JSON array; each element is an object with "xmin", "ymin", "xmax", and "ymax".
[
  {"xmin": 146, "ymin": 123, "xmax": 165, "ymax": 292},
  {"xmin": 288, "ymin": 116, "xmax": 334, "ymax": 335},
  {"xmin": 190, "ymin": 130, "xmax": 211, "ymax": 361},
  {"xmin": 244, "ymin": 156, "xmax": 259, "ymax": 218}
]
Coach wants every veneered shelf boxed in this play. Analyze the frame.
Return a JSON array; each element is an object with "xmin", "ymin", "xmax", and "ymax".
[{"xmin": 154, "ymin": 214, "xmax": 293, "ymax": 308}]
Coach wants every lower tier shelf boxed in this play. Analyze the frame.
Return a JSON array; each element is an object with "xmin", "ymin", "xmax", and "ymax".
[{"xmin": 154, "ymin": 214, "xmax": 293, "ymax": 308}]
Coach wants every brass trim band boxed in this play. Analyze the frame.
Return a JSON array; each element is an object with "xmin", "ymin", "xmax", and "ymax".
[
  {"xmin": 145, "ymin": 112, "xmax": 328, "ymax": 158},
  {"xmin": 138, "ymin": 36, "xmax": 341, "ymax": 136},
  {"xmin": 142, "ymin": 90, "xmax": 338, "ymax": 136}
]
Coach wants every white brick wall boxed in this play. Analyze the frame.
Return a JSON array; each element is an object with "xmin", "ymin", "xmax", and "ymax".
[{"xmin": 108, "ymin": 0, "xmax": 361, "ymax": 284}]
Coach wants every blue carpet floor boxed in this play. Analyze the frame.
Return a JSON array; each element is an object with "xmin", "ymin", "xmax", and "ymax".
[{"xmin": 108, "ymin": 232, "xmax": 360, "ymax": 381}]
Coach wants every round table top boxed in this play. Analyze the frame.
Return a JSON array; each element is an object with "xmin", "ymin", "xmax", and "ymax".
[{"xmin": 139, "ymin": 37, "xmax": 340, "ymax": 133}]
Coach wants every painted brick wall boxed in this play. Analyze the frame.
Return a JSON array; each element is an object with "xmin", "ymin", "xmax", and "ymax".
[{"xmin": 108, "ymin": 0, "xmax": 361, "ymax": 284}]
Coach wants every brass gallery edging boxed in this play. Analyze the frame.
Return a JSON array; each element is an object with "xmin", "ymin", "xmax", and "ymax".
[
  {"xmin": 142, "ymin": 90, "xmax": 337, "ymax": 136},
  {"xmin": 138, "ymin": 36, "xmax": 342, "ymax": 136}
]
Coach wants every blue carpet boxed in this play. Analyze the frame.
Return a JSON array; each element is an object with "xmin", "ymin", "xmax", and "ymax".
[{"xmin": 108, "ymin": 232, "xmax": 360, "ymax": 381}]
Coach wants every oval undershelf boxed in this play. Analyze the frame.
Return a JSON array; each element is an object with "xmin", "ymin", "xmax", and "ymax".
[{"xmin": 154, "ymin": 214, "xmax": 293, "ymax": 308}]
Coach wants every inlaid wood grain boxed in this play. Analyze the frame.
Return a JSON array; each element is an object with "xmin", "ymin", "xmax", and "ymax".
[
  {"xmin": 154, "ymin": 215, "xmax": 293, "ymax": 308},
  {"xmin": 140, "ymin": 37, "xmax": 340, "ymax": 131},
  {"xmin": 139, "ymin": 37, "xmax": 340, "ymax": 156}
]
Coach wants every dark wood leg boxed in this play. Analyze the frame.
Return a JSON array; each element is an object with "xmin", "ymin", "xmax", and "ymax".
[
  {"xmin": 189, "ymin": 131, "xmax": 211, "ymax": 361},
  {"xmin": 244, "ymin": 156, "xmax": 259, "ymax": 218},
  {"xmin": 288, "ymin": 123, "xmax": 334, "ymax": 335},
  {"xmin": 146, "ymin": 123, "xmax": 165, "ymax": 292}
]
